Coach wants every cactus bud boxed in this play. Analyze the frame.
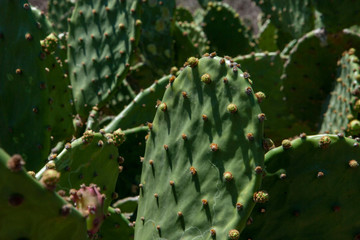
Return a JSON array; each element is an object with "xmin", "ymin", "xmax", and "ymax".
[
  {"xmin": 41, "ymin": 169, "xmax": 60, "ymax": 190},
  {"xmin": 253, "ymin": 191, "xmax": 269, "ymax": 203},
  {"xmin": 7, "ymin": 154, "xmax": 25, "ymax": 172},
  {"xmin": 201, "ymin": 73, "xmax": 211, "ymax": 84}
]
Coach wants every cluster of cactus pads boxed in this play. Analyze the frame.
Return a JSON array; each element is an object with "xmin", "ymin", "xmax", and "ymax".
[{"xmin": 2, "ymin": 0, "xmax": 360, "ymax": 239}]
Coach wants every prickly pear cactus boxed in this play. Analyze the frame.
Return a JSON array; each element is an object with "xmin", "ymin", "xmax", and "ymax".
[
  {"xmin": 174, "ymin": 7, "xmax": 193, "ymax": 22},
  {"xmin": 41, "ymin": 33, "xmax": 75, "ymax": 144},
  {"xmin": 68, "ymin": 0, "xmax": 142, "ymax": 118},
  {"xmin": 139, "ymin": 0, "xmax": 176, "ymax": 76},
  {"xmin": 0, "ymin": 0, "xmax": 52, "ymax": 171},
  {"xmin": 202, "ymin": 2, "xmax": 252, "ymax": 56},
  {"xmin": 47, "ymin": 131, "xmax": 121, "ymax": 208},
  {"xmin": 313, "ymin": 0, "xmax": 360, "ymax": 33},
  {"xmin": 320, "ymin": 49, "xmax": 360, "ymax": 135},
  {"xmin": 48, "ymin": 0, "xmax": 74, "ymax": 33},
  {"xmin": 241, "ymin": 134, "xmax": 360, "ymax": 240},
  {"xmin": 254, "ymin": 0, "xmax": 314, "ymax": 48},
  {"xmin": 31, "ymin": 6, "xmax": 53, "ymax": 38},
  {"xmin": 135, "ymin": 55, "xmax": 265, "ymax": 239},
  {"xmin": 234, "ymin": 52, "xmax": 299, "ymax": 143},
  {"xmin": 283, "ymin": 29, "xmax": 360, "ymax": 133},
  {"xmin": 173, "ymin": 21, "xmax": 208, "ymax": 66},
  {"xmin": 97, "ymin": 207, "xmax": 135, "ymax": 240},
  {"xmin": 257, "ymin": 19, "xmax": 278, "ymax": 52},
  {"xmin": 0, "ymin": 149, "xmax": 87, "ymax": 239}
]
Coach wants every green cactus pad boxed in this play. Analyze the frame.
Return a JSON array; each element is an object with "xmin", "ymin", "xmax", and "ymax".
[
  {"xmin": 135, "ymin": 55, "xmax": 264, "ymax": 239},
  {"xmin": 254, "ymin": 0, "xmax": 314, "ymax": 49},
  {"xmin": 48, "ymin": 0, "xmax": 74, "ymax": 33},
  {"xmin": 68, "ymin": 0, "xmax": 141, "ymax": 118},
  {"xmin": 42, "ymin": 34, "xmax": 75, "ymax": 144},
  {"xmin": 31, "ymin": 6, "xmax": 53, "ymax": 39},
  {"xmin": 139, "ymin": 0, "xmax": 176, "ymax": 76},
  {"xmin": 105, "ymin": 75, "xmax": 171, "ymax": 132},
  {"xmin": 234, "ymin": 52, "xmax": 307, "ymax": 143},
  {"xmin": 0, "ymin": 148, "xmax": 87, "ymax": 239},
  {"xmin": 320, "ymin": 49, "xmax": 360, "ymax": 135},
  {"xmin": 97, "ymin": 207, "xmax": 134, "ymax": 240},
  {"xmin": 202, "ymin": 2, "xmax": 252, "ymax": 56},
  {"xmin": 283, "ymin": 29, "xmax": 360, "ymax": 133},
  {"xmin": 0, "ymin": 0, "xmax": 52, "ymax": 171},
  {"xmin": 313, "ymin": 0, "xmax": 360, "ymax": 33},
  {"xmin": 241, "ymin": 134, "xmax": 360, "ymax": 240},
  {"xmin": 257, "ymin": 19, "xmax": 278, "ymax": 52},
  {"xmin": 40, "ymin": 132, "xmax": 120, "ymax": 209},
  {"xmin": 174, "ymin": 7, "xmax": 194, "ymax": 22},
  {"xmin": 173, "ymin": 21, "xmax": 208, "ymax": 67}
]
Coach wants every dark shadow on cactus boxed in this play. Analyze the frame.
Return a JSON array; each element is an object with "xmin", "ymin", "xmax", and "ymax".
[
  {"xmin": 224, "ymin": 82, "xmax": 233, "ymax": 102},
  {"xmin": 151, "ymin": 165, "xmax": 155, "ymax": 177},
  {"xmin": 225, "ymin": 181, "xmax": 239, "ymax": 206},
  {"xmin": 204, "ymin": 85, "xmax": 222, "ymax": 136},
  {"xmin": 166, "ymin": 150, "xmax": 172, "ymax": 170},
  {"xmin": 177, "ymin": 216, "xmax": 185, "ymax": 230},
  {"xmin": 203, "ymin": 120, "xmax": 213, "ymax": 143},
  {"xmin": 185, "ymin": 139, "xmax": 193, "ymax": 165},
  {"xmin": 191, "ymin": 174, "xmax": 201, "ymax": 192},
  {"xmin": 150, "ymin": 131, "xmax": 156, "ymax": 145},
  {"xmin": 171, "ymin": 185, "xmax": 178, "ymax": 204},
  {"xmin": 204, "ymin": 205, "xmax": 212, "ymax": 222},
  {"xmin": 164, "ymin": 111, "xmax": 171, "ymax": 135},
  {"xmin": 192, "ymin": 68, "xmax": 203, "ymax": 104},
  {"xmin": 82, "ymin": 64, "xmax": 87, "ymax": 76},
  {"xmin": 157, "ymin": 228, "xmax": 162, "ymax": 237},
  {"xmin": 183, "ymin": 96, "xmax": 192, "ymax": 120}
]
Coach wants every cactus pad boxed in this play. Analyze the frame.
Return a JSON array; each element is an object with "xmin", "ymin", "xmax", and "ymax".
[
  {"xmin": 48, "ymin": 0, "xmax": 74, "ymax": 33},
  {"xmin": 41, "ymin": 33, "xmax": 75, "ymax": 144},
  {"xmin": 135, "ymin": 55, "xmax": 264, "ymax": 239},
  {"xmin": 174, "ymin": 7, "xmax": 194, "ymax": 22},
  {"xmin": 174, "ymin": 21, "xmax": 208, "ymax": 67},
  {"xmin": 0, "ymin": 148, "xmax": 87, "ymax": 239},
  {"xmin": 283, "ymin": 29, "xmax": 360, "ymax": 133},
  {"xmin": 241, "ymin": 134, "xmax": 360, "ymax": 239},
  {"xmin": 320, "ymin": 49, "xmax": 360, "ymax": 135},
  {"xmin": 0, "ymin": 0, "xmax": 52, "ymax": 171},
  {"xmin": 254, "ymin": 0, "xmax": 314, "ymax": 48},
  {"xmin": 46, "ymin": 132, "xmax": 120, "ymax": 209},
  {"xmin": 139, "ymin": 0, "xmax": 176, "ymax": 76},
  {"xmin": 234, "ymin": 52, "xmax": 306, "ymax": 143},
  {"xmin": 202, "ymin": 2, "xmax": 252, "ymax": 56},
  {"xmin": 68, "ymin": 0, "xmax": 141, "ymax": 117},
  {"xmin": 97, "ymin": 207, "xmax": 134, "ymax": 240},
  {"xmin": 313, "ymin": 0, "xmax": 360, "ymax": 33}
]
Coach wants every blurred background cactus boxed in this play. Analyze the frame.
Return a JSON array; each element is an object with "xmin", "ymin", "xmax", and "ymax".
[{"xmin": 2, "ymin": 0, "xmax": 360, "ymax": 239}]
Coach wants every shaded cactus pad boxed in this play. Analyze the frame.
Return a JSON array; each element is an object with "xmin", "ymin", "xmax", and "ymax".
[{"xmin": 241, "ymin": 134, "xmax": 360, "ymax": 240}]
